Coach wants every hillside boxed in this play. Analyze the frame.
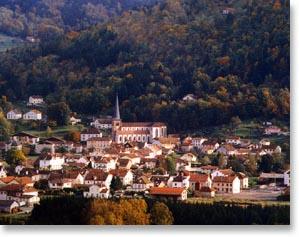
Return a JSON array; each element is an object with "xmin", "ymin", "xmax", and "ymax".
[
  {"xmin": 0, "ymin": 0, "xmax": 290, "ymax": 132},
  {"xmin": 0, "ymin": 0, "xmax": 160, "ymax": 38}
]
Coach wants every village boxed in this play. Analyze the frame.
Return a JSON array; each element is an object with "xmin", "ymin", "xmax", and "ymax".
[{"xmin": 0, "ymin": 95, "xmax": 290, "ymax": 215}]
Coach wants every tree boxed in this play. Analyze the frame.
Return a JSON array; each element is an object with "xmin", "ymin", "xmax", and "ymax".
[
  {"xmin": 46, "ymin": 126, "xmax": 53, "ymax": 137},
  {"xmin": 110, "ymin": 176, "xmax": 123, "ymax": 192},
  {"xmin": 0, "ymin": 111, "xmax": 13, "ymax": 141},
  {"xmin": 47, "ymin": 102, "xmax": 70, "ymax": 126},
  {"xmin": 201, "ymin": 156, "xmax": 211, "ymax": 165},
  {"xmin": 150, "ymin": 202, "xmax": 174, "ymax": 225},
  {"xmin": 64, "ymin": 130, "xmax": 80, "ymax": 143},
  {"xmin": 6, "ymin": 149, "xmax": 27, "ymax": 166},
  {"xmin": 258, "ymin": 154, "xmax": 274, "ymax": 173},
  {"xmin": 166, "ymin": 156, "xmax": 176, "ymax": 175}
]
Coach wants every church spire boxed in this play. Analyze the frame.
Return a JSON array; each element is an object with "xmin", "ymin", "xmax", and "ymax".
[{"xmin": 115, "ymin": 93, "xmax": 120, "ymax": 120}]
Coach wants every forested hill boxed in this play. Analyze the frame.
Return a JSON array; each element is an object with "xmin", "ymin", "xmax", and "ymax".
[
  {"xmin": 0, "ymin": 0, "xmax": 290, "ymax": 132},
  {"xmin": 0, "ymin": 0, "xmax": 160, "ymax": 38}
]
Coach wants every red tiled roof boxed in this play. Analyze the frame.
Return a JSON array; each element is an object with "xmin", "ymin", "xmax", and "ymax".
[{"xmin": 150, "ymin": 187, "xmax": 185, "ymax": 196}]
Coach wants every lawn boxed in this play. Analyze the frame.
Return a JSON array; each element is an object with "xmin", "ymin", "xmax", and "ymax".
[{"xmin": 23, "ymin": 124, "xmax": 85, "ymax": 139}]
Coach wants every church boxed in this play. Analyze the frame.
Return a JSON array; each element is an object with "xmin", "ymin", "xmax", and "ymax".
[{"xmin": 112, "ymin": 95, "xmax": 167, "ymax": 144}]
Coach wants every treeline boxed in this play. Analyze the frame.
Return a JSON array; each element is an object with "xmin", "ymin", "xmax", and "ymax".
[
  {"xmin": 0, "ymin": 0, "xmax": 160, "ymax": 38},
  {"xmin": 0, "ymin": 0, "xmax": 290, "ymax": 132},
  {"xmin": 26, "ymin": 197, "xmax": 290, "ymax": 225}
]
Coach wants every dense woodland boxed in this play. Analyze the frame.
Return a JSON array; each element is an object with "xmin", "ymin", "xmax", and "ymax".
[
  {"xmin": 0, "ymin": 0, "xmax": 160, "ymax": 38},
  {"xmin": 0, "ymin": 0, "xmax": 290, "ymax": 132},
  {"xmin": 23, "ymin": 197, "xmax": 290, "ymax": 225}
]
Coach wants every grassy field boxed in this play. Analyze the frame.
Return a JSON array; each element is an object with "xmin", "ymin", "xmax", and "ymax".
[
  {"xmin": 186, "ymin": 197, "xmax": 290, "ymax": 207},
  {"xmin": 0, "ymin": 212, "xmax": 30, "ymax": 225},
  {"xmin": 0, "ymin": 33, "xmax": 24, "ymax": 52},
  {"xmin": 23, "ymin": 125, "xmax": 84, "ymax": 139}
]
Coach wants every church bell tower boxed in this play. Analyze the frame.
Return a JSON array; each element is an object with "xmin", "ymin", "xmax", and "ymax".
[{"xmin": 112, "ymin": 94, "xmax": 122, "ymax": 137}]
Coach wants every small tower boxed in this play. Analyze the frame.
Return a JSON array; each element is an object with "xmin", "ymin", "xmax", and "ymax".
[{"xmin": 112, "ymin": 94, "xmax": 122, "ymax": 140}]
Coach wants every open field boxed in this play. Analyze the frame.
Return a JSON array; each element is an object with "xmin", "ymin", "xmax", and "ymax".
[{"xmin": 23, "ymin": 125, "xmax": 84, "ymax": 139}]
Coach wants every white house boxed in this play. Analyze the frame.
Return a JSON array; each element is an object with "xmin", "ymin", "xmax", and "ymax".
[
  {"xmin": 90, "ymin": 156, "xmax": 117, "ymax": 171},
  {"xmin": 84, "ymin": 185, "xmax": 110, "ymax": 199},
  {"xmin": 110, "ymin": 169, "xmax": 133, "ymax": 186},
  {"xmin": 284, "ymin": 170, "xmax": 290, "ymax": 186},
  {"xmin": 132, "ymin": 176, "xmax": 153, "ymax": 192},
  {"xmin": 23, "ymin": 110, "xmax": 42, "ymax": 120},
  {"xmin": 168, "ymin": 173, "xmax": 190, "ymax": 189},
  {"xmin": 91, "ymin": 118, "xmax": 113, "ymax": 130},
  {"xmin": 39, "ymin": 153, "xmax": 65, "ymax": 170},
  {"xmin": 80, "ymin": 127, "xmax": 102, "ymax": 142},
  {"xmin": 84, "ymin": 169, "xmax": 113, "ymax": 188},
  {"xmin": 212, "ymin": 175, "xmax": 241, "ymax": 194},
  {"xmin": 69, "ymin": 116, "xmax": 81, "ymax": 125},
  {"xmin": 28, "ymin": 96, "xmax": 44, "ymax": 105},
  {"xmin": 0, "ymin": 166, "xmax": 7, "ymax": 178},
  {"xmin": 7, "ymin": 110, "xmax": 22, "ymax": 120}
]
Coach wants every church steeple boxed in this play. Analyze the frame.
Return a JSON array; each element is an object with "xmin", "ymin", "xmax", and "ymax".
[{"xmin": 115, "ymin": 93, "xmax": 120, "ymax": 120}]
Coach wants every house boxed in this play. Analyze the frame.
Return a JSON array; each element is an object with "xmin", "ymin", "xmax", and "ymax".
[
  {"xmin": 259, "ymin": 172, "xmax": 285, "ymax": 186},
  {"xmin": 211, "ymin": 168, "xmax": 234, "ymax": 180},
  {"xmin": 48, "ymin": 170, "xmax": 84, "ymax": 189},
  {"xmin": 261, "ymin": 145, "xmax": 282, "ymax": 155},
  {"xmin": 180, "ymin": 153, "xmax": 197, "ymax": 162},
  {"xmin": 4, "ymin": 141, "xmax": 22, "ymax": 152},
  {"xmin": 284, "ymin": 170, "xmax": 290, "ymax": 186},
  {"xmin": 23, "ymin": 110, "xmax": 42, "ymax": 120},
  {"xmin": 69, "ymin": 116, "xmax": 81, "ymax": 125},
  {"xmin": 0, "ymin": 184, "xmax": 39, "ymax": 206},
  {"xmin": 197, "ymin": 187, "xmax": 216, "ymax": 198},
  {"xmin": 84, "ymin": 185, "xmax": 110, "ymax": 199},
  {"xmin": 80, "ymin": 127, "xmax": 102, "ymax": 142},
  {"xmin": 168, "ymin": 173, "xmax": 190, "ymax": 189},
  {"xmin": 12, "ymin": 132, "xmax": 39, "ymax": 145},
  {"xmin": 84, "ymin": 169, "xmax": 113, "ymax": 188},
  {"xmin": 182, "ymin": 94, "xmax": 197, "ymax": 102},
  {"xmin": 181, "ymin": 139, "xmax": 193, "ymax": 152},
  {"xmin": 140, "ymin": 158, "xmax": 157, "ymax": 169},
  {"xmin": 201, "ymin": 140, "xmax": 219, "ymax": 154},
  {"xmin": 35, "ymin": 142, "xmax": 55, "ymax": 154},
  {"xmin": 149, "ymin": 187, "xmax": 187, "ymax": 201},
  {"xmin": 236, "ymin": 172, "xmax": 249, "ymax": 189},
  {"xmin": 118, "ymin": 158, "xmax": 132, "ymax": 170},
  {"xmin": 0, "ymin": 165, "xmax": 7, "ymax": 178},
  {"xmin": 0, "ymin": 200, "xmax": 20, "ymax": 213},
  {"xmin": 91, "ymin": 118, "xmax": 113, "ymax": 130},
  {"xmin": 212, "ymin": 175, "xmax": 241, "ymax": 194},
  {"xmin": 222, "ymin": 7, "xmax": 236, "ymax": 15},
  {"xmin": 225, "ymin": 136, "xmax": 241, "ymax": 145},
  {"xmin": 152, "ymin": 137, "xmax": 180, "ymax": 149},
  {"xmin": 189, "ymin": 173, "xmax": 212, "ymax": 192},
  {"xmin": 175, "ymin": 159, "xmax": 191, "ymax": 171},
  {"xmin": 192, "ymin": 137, "xmax": 207, "ymax": 148},
  {"xmin": 87, "ymin": 137, "xmax": 112, "ymax": 151},
  {"xmin": 259, "ymin": 139, "xmax": 271, "ymax": 146},
  {"xmin": 90, "ymin": 156, "xmax": 117, "ymax": 171},
  {"xmin": 217, "ymin": 144, "xmax": 237, "ymax": 156},
  {"xmin": 132, "ymin": 176, "xmax": 153, "ymax": 192},
  {"xmin": 110, "ymin": 169, "xmax": 133, "ymax": 186},
  {"xmin": 150, "ymin": 175, "xmax": 170, "ymax": 187},
  {"xmin": 198, "ymin": 165, "xmax": 219, "ymax": 174},
  {"xmin": 264, "ymin": 126, "xmax": 282, "ymax": 135},
  {"xmin": 7, "ymin": 109, "xmax": 22, "ymax": 120},
  {"xmin": 39, "ymin": 153, "xmax": 65, "ymax": 170},
  {"xmin": 28, "ymin": 96, "xmax": 44, "ymax": 105},
  {"xmin": 0, "ymin": 176, "xmax": 34, "ymax": 188}
]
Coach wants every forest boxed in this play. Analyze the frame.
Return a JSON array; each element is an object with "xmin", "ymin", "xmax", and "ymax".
[
  {"xmin": 0, "ymin": 0, "xmax": 160, "ymax": 38},
  {"xmin": 21, "ymin": 197, "xmax": 290, "ymax": 225},
  {"xmin": 0, "ymin": 0, "xmax": 290, "ymax": 132}
]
